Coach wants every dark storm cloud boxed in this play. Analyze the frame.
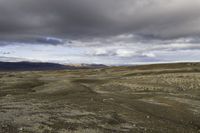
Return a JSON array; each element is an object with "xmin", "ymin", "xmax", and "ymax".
[
  {"xmin": 35, "ymin": 37, "xmax": 63, "ymax": 45},
  {"xmin": 0, "ymin": 0, "xmax": 200, "ymax": 40}
]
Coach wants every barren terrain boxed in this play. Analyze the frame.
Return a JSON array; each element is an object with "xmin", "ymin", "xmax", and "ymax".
[{"xmin": 0, "ymin": 63, "xmax": 200, "ymax": 133}]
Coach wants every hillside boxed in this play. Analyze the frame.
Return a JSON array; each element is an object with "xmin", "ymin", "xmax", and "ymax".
[
  {"xmin": 0, "ymin": 61, "xmax": 107, "ymax": 71},
  {"xmin": 0, "ymin": 62, "xmax": 200, "ymax": 133},
  {"xmin": 0, "ymin": 61, "xmax": 69, "ymax": 71}
]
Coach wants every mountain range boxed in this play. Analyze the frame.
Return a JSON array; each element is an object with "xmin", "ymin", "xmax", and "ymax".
[{"xmin": 0, "ymin": 61, "xmax": 106, "ymax": 71}]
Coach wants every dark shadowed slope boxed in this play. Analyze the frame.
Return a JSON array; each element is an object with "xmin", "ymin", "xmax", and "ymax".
[
  {"xmin": 0, "ymin": 61, "xmax": 70, "ymax": 71},
  {"xmin": 0, "ymin": 61, "xmax": 107, "ymax": 71}
]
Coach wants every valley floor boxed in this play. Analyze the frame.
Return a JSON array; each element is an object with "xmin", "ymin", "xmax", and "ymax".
[{"xmin": 0, "ymin": 63, "xmax": 200, "ymax": 133}]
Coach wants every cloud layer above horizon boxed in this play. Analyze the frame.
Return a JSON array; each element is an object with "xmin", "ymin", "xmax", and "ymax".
[{"xmin": 0, "ymin": 0, "xmax": 200, "ymax": 64}]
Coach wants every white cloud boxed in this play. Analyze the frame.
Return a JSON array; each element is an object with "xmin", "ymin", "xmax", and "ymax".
[
  {"xmin": 142, "ymin": 52, "xmax": 156, "ymax": 58},
  {"xmin": 0, "ymin": 35, "xmax": 200, "ymax": 65},
  {"xmin": 115, "ymin": 49, "xmax": 136, "ymax": 57}
]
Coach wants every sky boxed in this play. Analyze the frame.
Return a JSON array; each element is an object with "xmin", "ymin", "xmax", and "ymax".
[{"xmin": 0, "ymin": 0, "xmax": 200, "ymax": 65}]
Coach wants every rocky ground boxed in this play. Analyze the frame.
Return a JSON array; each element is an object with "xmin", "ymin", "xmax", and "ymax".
[{"xmin": 0, "ymin": 63, "xmax": 200, "ymax": 133}]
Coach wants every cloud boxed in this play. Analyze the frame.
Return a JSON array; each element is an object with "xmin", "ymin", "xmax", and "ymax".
[
  {"xmin": 0, "ymin": 51, "xmax": 10, "ymax": 55},
  {"xmin": 0, "ymin": 0, "xmax": 200, "ymax": 64},
  {"xmin": 35, "ymin": 37, "xmax": 64, "ymax": 45},
  {"xmin": 0, "ymin": 56, "xmax": 38, "ymax": 62},
  {"xmin": 0, "ymin": 39, "xmax": 200, "ymax": 65},
  {"xmin": 0, "ymin": 0, "xmax": 200, "ymax": 40}
]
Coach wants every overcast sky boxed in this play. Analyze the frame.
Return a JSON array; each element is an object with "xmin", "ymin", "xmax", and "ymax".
[{"xmin": 0, "ymin": 0, "xmax": 200, "ymax": 65}]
